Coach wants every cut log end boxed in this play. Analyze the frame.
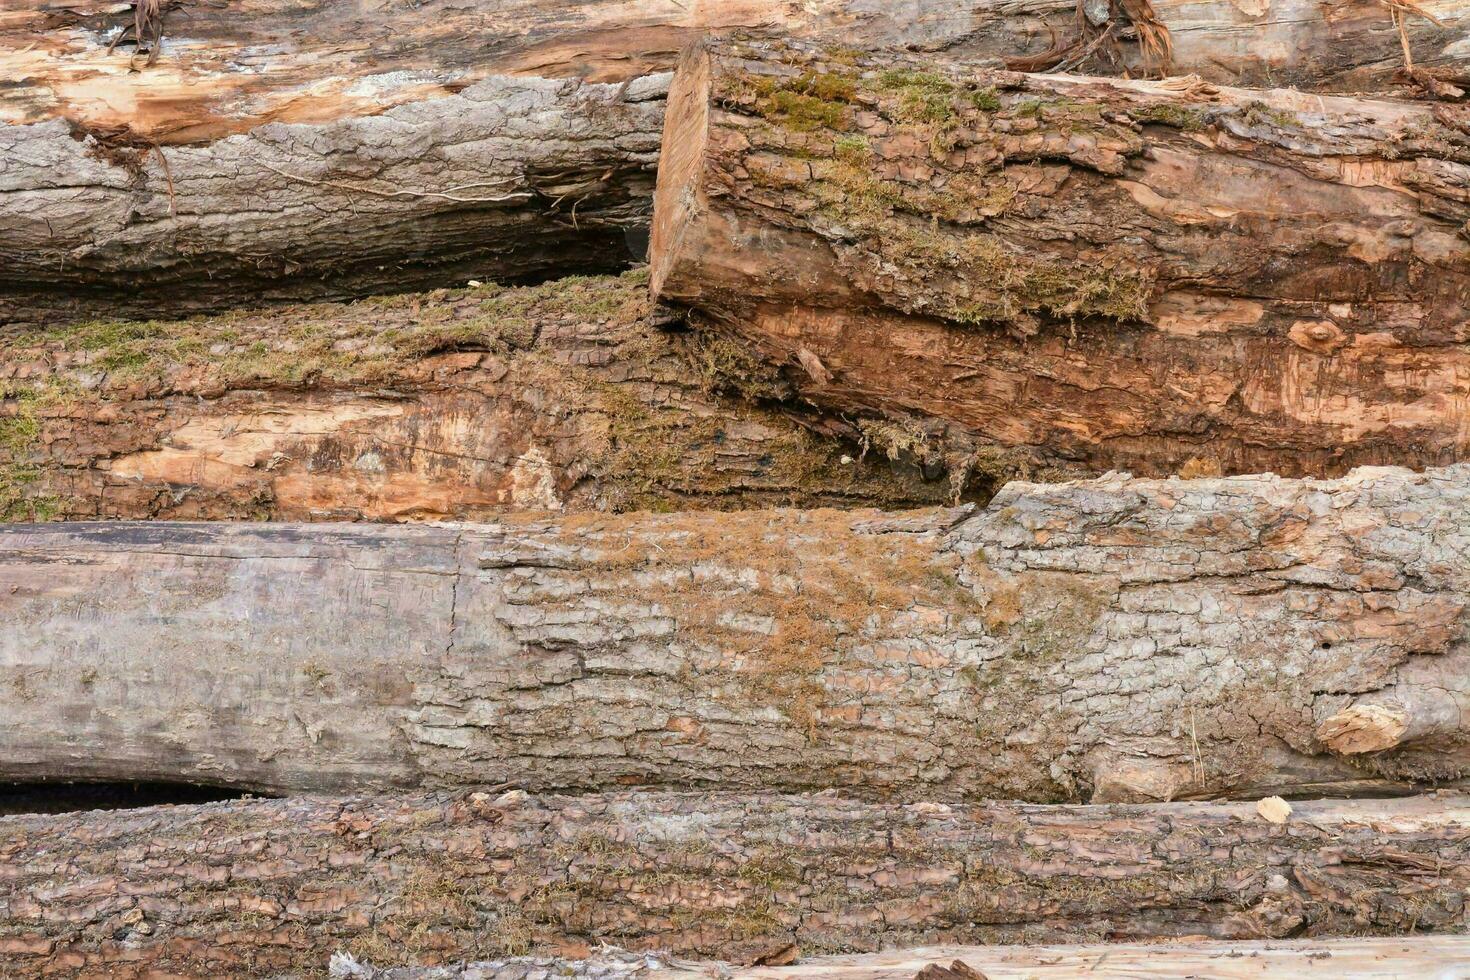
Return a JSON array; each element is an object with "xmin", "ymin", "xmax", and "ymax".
[{"xmin": 649, "ymin": 42, "xmax": 712, "ymax": 303}]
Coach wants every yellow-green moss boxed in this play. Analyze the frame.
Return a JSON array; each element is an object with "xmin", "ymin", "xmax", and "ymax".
[
  {"xmin": 1133, "ymin": 104, "xmax": 1208, "ymax": 132},
  {"xmin": 21, "ymin": 270, "xmax": 652, "ymax": 392},
  {"xmin": 1240, "ymin": 101, "xmax": 1300, "ymax": 129}
]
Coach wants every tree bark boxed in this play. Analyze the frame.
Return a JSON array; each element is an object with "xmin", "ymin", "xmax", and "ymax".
[
  {"xmin": 1, "ymin": 788, "xmax": 1467, "ymax": 977},
  {"xmin": 5, "ymin": 464, "xmax": 1470, "ymax": 802},
  {"xmin": 649, "ymin": 40, "xmax": 1470, "ymax": 480},
  {"xmin": 5, "ymin": 1, "xmax": 1465, "ymax": 321},
  {"xmin": 0, "ymin": 271, "xmax": 949, "ymax": 523}
]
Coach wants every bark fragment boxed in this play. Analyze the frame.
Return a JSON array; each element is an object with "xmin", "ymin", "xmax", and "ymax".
[
  {"xmin": 1, "ymin": 789, "xmax": 1467, "ymax": 977},
  {"xmin": 649, "ymin": 40, "xmax": 1470, "ymax": 479},
  {"xmin": 4, "ymin": 465, "xmax": 1470, "ymax": 802}
]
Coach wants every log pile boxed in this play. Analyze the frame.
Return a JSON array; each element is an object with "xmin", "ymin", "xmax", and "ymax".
[{"xmin": 4, "ymin": 2, "xmax": 1470, "ymax": 978}]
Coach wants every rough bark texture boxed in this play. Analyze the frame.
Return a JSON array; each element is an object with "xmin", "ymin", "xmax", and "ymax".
[
  {"xmin": 650, "ymin": 40, "xmax": 1470, "ymax": 480},
  {"xmin": 0, "ymin": 271, "xmax": 950, "ymax": 522},
  {"xmin": 1, "ymin": 789, "xmax": 1467, "ymax": 977},
  {"xmin": 5, "ymin": 1, "xmax": 1466, "ymax": 320},
  {"xmin": 6, "ymin": 465, "xmax": 1470, "ymax": 802},
  {"xmin": 326, "ymin": 938, "xmax": 1470, "ymax": 980}
]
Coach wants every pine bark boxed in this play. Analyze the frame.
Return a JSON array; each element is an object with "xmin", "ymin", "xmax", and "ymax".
[
  {"xmin": 1, "ymin": 789, "xmax": 1467, "ymax": 977},
  {"xmin": 5, "ymin": 465, "xmax": 1470, "ymax": 803},
  {"xmin": 4, "ymin": 1, "xmax": 1465, "ymax": 320},
  {"xmin": 0, "ymin": 271, "xmax": 948, "ymax": 523},
  {"xmin": 649, "ymin": 40, "xmax": 1470, "ymax": 480}
]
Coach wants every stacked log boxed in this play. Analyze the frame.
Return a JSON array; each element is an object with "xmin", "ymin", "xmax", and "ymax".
[
  {"xmin": 5, "ymin": 465, "xmax": 1469, "ymax": 803},
  {"xmin": 0, "ymin": 271, "xmax": 949, "ymax": 522},
  {"xmin": 3, "ymin": 1, "xmax": 1465, "ymax": 320},
  {"xmin": 649, "ymin": 39, "xmax": 1470, "ymax": 479},
  {"xmin": 1, "ymin": 788, "xmax": 1467, "ymax": 976}
]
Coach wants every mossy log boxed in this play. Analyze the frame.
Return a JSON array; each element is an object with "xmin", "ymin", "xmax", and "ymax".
[
  {"xmin": 0, "ymin": 271, "xmax": 948, "ymax": 523},
  {"xmin": 1, "ymin": 789, "xmax": 1468, "ymax": 977},
  {"xmin": 6, "ymin": 465, "xmax": 1470, "ymax": 802},
  {"xmin": 4, "ymin": 1, "xmax": 1466, "ymax": 321},
  {"xmin": 649, "ymin": 40, "xmax": 1470, "ymax": 480}
]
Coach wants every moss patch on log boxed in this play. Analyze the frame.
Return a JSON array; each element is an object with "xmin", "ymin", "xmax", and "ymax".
[
  {"xmin": 717, "ymin": 50, "xmax": 1165, "ymax": 333},
  {"xmin": 0, "ymin": 271, "xmax": 955, "ymax": 520}
]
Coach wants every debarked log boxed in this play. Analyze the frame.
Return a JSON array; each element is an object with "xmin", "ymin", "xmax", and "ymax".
[
  {"xmin": 330, "ymin": 938, "xmax": 1470, "ymax": 980},
  {"xmin": 649, "ymin": 40, "xmax": 1470, "ymax": 480},
  {"xmin": 3, "ymin": 0, "xmax": 1465, "ymax": 321},
  {"xmin": 0, "ymin": 789, "xmax": 1467, "ymax": 977},
  {"xmin": 4, "ymin": 465, "xmax": 1470, "ymax": 802}
]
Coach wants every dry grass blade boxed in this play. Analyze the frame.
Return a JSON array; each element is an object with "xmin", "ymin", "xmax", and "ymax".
[
  {"xmin": 1118, "ymin": 0, "xmax": 1174, "ymax": 75},
  {"xmin": 1381, "ymin": 0, "xmax": 1446, "ymax": 72},
  {"xmin": 105, "ymin": 0, "xmax": 166, "ymax": 69},
  {"xmin": 1009, "ymin": 0, "xmax": 1174, "ymax": 78}
]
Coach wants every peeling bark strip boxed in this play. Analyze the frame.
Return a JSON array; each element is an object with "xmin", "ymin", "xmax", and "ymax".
[
  {"xmin": 649, "ymin": 41, "xmax": 1470, "ymax": 480},
  {"xmin": 0, "ymin": 271, "xmax": 949, "ymax": 523},
  {"xmin": 4, "ymin": 3, "xmax": 1467, "ymax": 321},
  {"xmin": 1, "ymin": 790, "xmax": 1467, "ymax": 977},
  {"xmin": 5, "ymin": 465, "xmax": 1470, "ymax": 801}
]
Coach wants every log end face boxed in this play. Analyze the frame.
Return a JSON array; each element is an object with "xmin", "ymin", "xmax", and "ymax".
[{"xmin": 649, "ymin": 41, "xmax": 713, "ymax": 303}]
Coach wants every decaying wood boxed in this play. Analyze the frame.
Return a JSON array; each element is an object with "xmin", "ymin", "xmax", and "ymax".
[
  {"xmin": 5, "ymin": 464, "xmax": 1470, "ymax": 802},
  {"xmin": 2, "ymin": 789, "xmax": 1467, "ymax": 977},
  {"xmin": 0, "ymin": 271, "xmax": 949, "ymax": 523},
  {"xmin": 326, "ymin": 938, "xmax": 1470, "ymax": 980},
  {"xmin": 650, "ymin": 40, "xmax": 1470, "ymax": 479},
  {"xmin": 4, "ymin": 1, "xmax": 1465, "ymax": 320}
]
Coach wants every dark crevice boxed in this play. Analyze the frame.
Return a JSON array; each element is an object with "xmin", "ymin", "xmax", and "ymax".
[{"xmin": 0, "ymin": 780, "xmax": 266, "ymax": 816}]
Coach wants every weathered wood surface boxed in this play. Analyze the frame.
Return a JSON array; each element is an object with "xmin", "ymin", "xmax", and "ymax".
[
  {"xmin": 2, "ymin": 789, "xmax": 1467, "ymax": 977},
  {"xmin": 4, "ymin": 0, "xmax": 1466, "ymax": 320},
  {"xmin": 5, "ymin": 464, "xmax": 1470, "ymax": 802},
  {"xmin": 0, "ymin": 271, "xmax": 948, "ymax": 523},
  {"xmin": 717, "ymin": 939, "xmax": 1470, "ymax": 980},
  {"xmin": 650, "ymin": 40, "xmax": 1470, "ymax": 480},
  {"xmin": 328, "ymin": 938, "xmax": 1470, "ymax": 980}
]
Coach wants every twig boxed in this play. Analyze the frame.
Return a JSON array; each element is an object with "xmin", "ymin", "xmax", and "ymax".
[
  {"xmin": 1382, "ymin": 0, "xmax": 1446, "ymax": 72},
  {"xmin": 1054, "ymin": 23, "xmax": 1117, "ymax": 74},
  {"xmin": 150, "ymin": 144, "xmax": 176, "ymax": 216}
]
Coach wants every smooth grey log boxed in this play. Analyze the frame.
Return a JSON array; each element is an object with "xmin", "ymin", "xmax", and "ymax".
[{"xmin": 4, "ymin": 465, "xmax": 1470, "ymax": 803}]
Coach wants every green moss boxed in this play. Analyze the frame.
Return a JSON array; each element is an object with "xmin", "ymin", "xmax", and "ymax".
[
  {"xmin": 22, "ymin": 270, "xmax": 650, "ymax": 392},
  {"xmin": 690, "ymin": 333, "xmax": 790, "ymax": 402},
  {"xmin": 969, "ymin": 86, "xmax": 1001, "ymax": 112},
  {"xmin": 746, "ymin": 69, "xmax": 859, "ymax": 132},
  {"xmin": 877, "ymin": 69, "xmax": 959, "ymax": 124},
  {"xmin": 0, "ymin": 381, "xmax": 72, "ymax": 521},
  {"xmin": 857, "ymin": 417, "xmax": 936, "ymax": 466},
  {"xmin": 881, "ymin": 224, "xmax": 1152, "ymax": 326},
  {"xmin": 1240, "ymin": 101, "xmax": 1299, "ymax": 128},
  {"xmin": 1133, "ymin": 104, "xmax": 1207, "ymax": 132},
  {"xmin": 833, "ymin": 134, "xmax": 871, "ymax": 165}
]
